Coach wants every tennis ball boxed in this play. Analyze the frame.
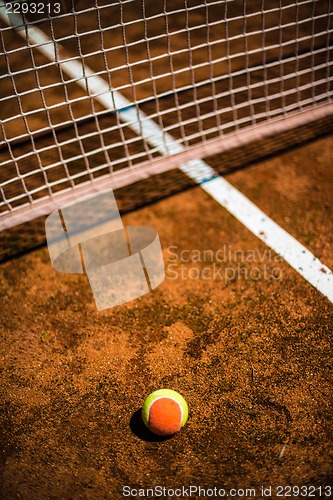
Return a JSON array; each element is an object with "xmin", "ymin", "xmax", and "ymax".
[{"xmin": 141, "ymin": 389, "xmax": 188, "ymax": 436}]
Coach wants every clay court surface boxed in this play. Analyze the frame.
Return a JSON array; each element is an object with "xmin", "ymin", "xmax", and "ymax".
[
  {"xmin": 1, "ymin": 0, "xmax": 333, "ymax": 499},
  {"xmin": 1, "ymin": 133, "xmax": 333, "ymax": 499}
]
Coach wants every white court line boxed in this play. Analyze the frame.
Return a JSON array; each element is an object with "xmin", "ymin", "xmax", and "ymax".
[
  {"xmin": 184, "ymin": 163, "xmax": 333, "ymax": 302},
  {"xmin": 1, "ymin": 6, "xmax": 333, "ymax": 303}
]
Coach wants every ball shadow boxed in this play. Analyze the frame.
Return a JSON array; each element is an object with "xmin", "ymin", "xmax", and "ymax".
[{"xmin": 130, "ymin": 408, "xmax": 173, "ymax": 442}]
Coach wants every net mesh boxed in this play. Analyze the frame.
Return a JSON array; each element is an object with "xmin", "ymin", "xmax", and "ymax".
[{"xmin": 0, "ymin": 0, "xmax": 332, "ymax": 225}]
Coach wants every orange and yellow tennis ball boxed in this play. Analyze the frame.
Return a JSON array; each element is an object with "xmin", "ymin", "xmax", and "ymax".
[{"xmin": 141, "ymin": 389, "xmax": 188, "ymax": 436}]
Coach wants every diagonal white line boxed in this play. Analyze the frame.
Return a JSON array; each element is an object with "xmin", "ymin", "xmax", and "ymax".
[
  {"xmin": 181, "ymin": 160, "xmax": 333, "ymax": 302},
  {"xmin": 1, "ymin": 4, "xmax": 332, "ymax": 302}
]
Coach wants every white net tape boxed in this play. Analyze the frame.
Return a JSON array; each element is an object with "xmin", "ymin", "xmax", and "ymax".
[{"xmin": 0, "ymin": 0, "xmax": 332, "ymax": 227}]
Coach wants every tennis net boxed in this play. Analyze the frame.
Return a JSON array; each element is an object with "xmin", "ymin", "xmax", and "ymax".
[{"xmin": 0, "ymin": 0, "xmax": 332, "ymax": 229}]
